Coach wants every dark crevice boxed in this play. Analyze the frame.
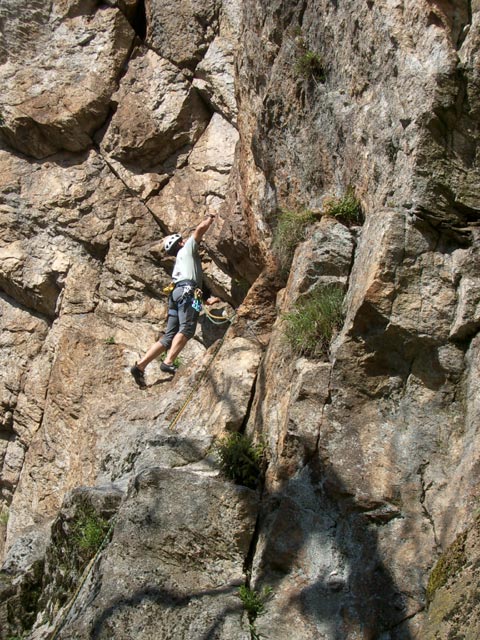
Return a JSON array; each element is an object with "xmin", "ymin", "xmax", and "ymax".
[
  {"xmin": 0, "ymin": 290, "xmax": 53, "ymax": 326},
  {"xmin": 313, "ymin": 384, "xmax": 332, "ymax": 463},
  {"xmin": 0, "ymin": 279, "xmax": 59, "ymax": 321},
  {"xmin": 385, "ymin": 604, "xmax": 426, "ymax": 633},
  {"xmin": 415, "ymin": 206, "xmax": 476, "ymax": 246},
  {"xmin": 241, "ymin": 455, "xmax": 267, "ymax": 640},
  {"xmin": 243, "ymin": 512, "xmax": 262, "ymax": 584},
  {"xmin": 297, "ymin": 0, "xmax": 308, "ymax": 28},
  {"xmin": 130, "ymin": 0, "xmax": 147, "ymax": 40},
  {"xmin": 456, "ymin": 0, "xmax": 472, "ymax": 49},
  {"xmin": 238, "ymin": 374, "xmax": 259, "ymax": 436}
]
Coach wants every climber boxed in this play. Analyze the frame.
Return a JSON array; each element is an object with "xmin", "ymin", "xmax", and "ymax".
[{"xmin": 130, "ymin": 213, "xmax": 220, "ymax": 388}]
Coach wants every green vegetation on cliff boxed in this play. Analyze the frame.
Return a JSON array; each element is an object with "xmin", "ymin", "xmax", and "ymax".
[
  {"xmin": 283, "ymin": 285, "xmax": 345, "ymax": 357},
  {"xmin": 72, "ymin": 505, "xmax": 110, "ymax": 554},
  {"xmin": 238, "ymin": 585, "xmax": 272, "ymax": 640},
  {"xmin": 426, "ymin": 529, "xmax": 467, "ymax": 603},
  {"xmin": 323, "ymin": 189, "xmax": 363, "ymax": 226},
  {"xmin": 214, "ymin": 433, "xmax": 265, "ymax": 489},
  {"xmin": 272, "ymin": 207, "xmax": 318, "ymax": 275}
]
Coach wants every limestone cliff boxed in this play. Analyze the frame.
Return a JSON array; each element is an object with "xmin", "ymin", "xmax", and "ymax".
[{"xmin": 0, "ymin": 1, "xmax": 479, "ymax": 639}]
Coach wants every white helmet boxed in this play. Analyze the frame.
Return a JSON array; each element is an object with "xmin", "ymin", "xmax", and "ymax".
[{"xmin": 163, "ymin": 233, "xmax": 182, "ymax": 255}]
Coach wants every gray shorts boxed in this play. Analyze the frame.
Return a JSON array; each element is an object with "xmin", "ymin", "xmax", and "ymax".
[{"xmin": 160, "ymin": 285, "xmax": 199, "ymax": 348}]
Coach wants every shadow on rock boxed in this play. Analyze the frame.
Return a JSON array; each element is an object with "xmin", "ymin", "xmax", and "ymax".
[
  {"xmin": 90, "ymin": 584, "xmax": 243, "ymax": 640},
  {"xmin": 252, "ymin": 458, "xmax": 417, "ymax": 640}
]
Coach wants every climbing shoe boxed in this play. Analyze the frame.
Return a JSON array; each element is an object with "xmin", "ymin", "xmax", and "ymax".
[
  {"xmin": 160, "ymin": 362, "xmax": 177, "ymax": 375},
  {"xmin": 130, "ymin": 364, "xmax": 146, "ymax": 388}
]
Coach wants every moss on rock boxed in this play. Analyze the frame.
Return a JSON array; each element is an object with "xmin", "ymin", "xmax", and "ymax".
[{"xmin": 426, "ymin": 530, "xmax": 467, "ymax": 604}]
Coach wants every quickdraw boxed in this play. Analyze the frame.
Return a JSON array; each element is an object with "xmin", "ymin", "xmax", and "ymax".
[{"xmin": 192, "ymin": 288, "xmax": 203, "ymax": 312}]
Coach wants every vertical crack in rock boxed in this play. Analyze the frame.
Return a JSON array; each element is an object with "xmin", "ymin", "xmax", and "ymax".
[
  {"xmin": 241, "ymin": 509, "xmax": 264, "ymax": 640},
  {"xmin": 417, "ymin": 461, "xmax": 440, "ymax": 552},
  {"xmin": 313, "ymin": 366, "xmax": 333, "ymax": 461},
  {"xmin": 298, "ymin": 0, "xmax": 308, "ymax": 28},
  {"xmin": 344, "ymin": 228, "xmax": 360, "ymax": 293},
  {"xmin": 238, "ymin": 373, "xmax": 259, "ymax": 436}
]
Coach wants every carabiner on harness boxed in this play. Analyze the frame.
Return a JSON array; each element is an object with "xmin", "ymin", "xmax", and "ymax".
[{"xmin": 163, "ymin": 282, "xmax": 175, "ymax": 296}]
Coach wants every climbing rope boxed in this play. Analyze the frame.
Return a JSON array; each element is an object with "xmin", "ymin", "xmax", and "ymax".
[
  {"xmin": 168, "ymin": 310, "xmax": 236, "ymax": 431},
  {"xmin": 48, "ymin": 516, "xmax": 117, "ymax": 640},
  {"xmin": 203, "ymin": 306, "xmax": 235, "ymax": 325}
]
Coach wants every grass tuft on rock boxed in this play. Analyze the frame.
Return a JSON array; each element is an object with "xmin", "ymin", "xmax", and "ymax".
[
  {"xmin": 238, "ymin": 585, "xmax": 272, "ymax": 617},
  {"xmin": 283, "ymin": 285, "xmax": 344, "ymax": 358},
  {"xmin": 323, "ymin": 188, "xmax": 363, "ymax": 226},
  {"xmin": 238, "ymin": 585, "xmax": 272, "ymax": 640},
  {"xmin": 0, "ymin": 507, "xmax": 9, "ymax": 525},
  {"xmin": 272, "ymin": 207, "xmax": 318, "ymax": 275},
  {"xmin": 292, "ymin": 31, "xmax": 325, "ymax": 82},
  {"xmin": 295, "ymin": 49, "xmax": 325, "ymax": 81},
  {"xmin": 214, "ymin": 433, "xmax": 265, "ymax": 489}
]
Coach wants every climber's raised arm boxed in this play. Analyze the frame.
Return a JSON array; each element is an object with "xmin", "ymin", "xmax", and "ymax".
[{"xmin": 193, "ymin": 213, "xmax": 216, "ymax": 243}]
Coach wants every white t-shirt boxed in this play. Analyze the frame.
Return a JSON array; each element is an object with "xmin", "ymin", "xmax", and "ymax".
[{"xmin": 172, "ymin": 236, "xmax": 203, "ymax": 287}]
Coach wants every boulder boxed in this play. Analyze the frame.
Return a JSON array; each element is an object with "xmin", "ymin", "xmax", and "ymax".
[
  {"xmin": 147, "ymin": 113, "xmax": 239, "ymax": 228},
  {"xmin": 194, "ymin": 36, "xmax": 238, "ymax": 123}
]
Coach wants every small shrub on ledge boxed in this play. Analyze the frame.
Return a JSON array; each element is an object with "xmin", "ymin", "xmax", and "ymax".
[
  {"xmin": 292, "ymin": 30, "xmax": 326, "ymax": 83},
  {"xmin": 283, "ymin": 285, "xmax": 345, "ymax": 358},
  {"xmin": 214, "ymin": 433, "xmax": 265, "ymax": 489},
  {"xmin": 238, "ymin": 584, "xmax": 273, "ymax": 638}
]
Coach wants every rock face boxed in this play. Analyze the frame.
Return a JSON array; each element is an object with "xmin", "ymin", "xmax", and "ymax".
[
  {"xmin": 0, "ymin": 0, "xmax": 479, "ymax": 639},
  {"xmin": 145, "ymin": 0, "xmax": 221, "ymax": 71},
  {"xmin": 0, "ymin": 0, "xmax": 135, "ymax": 158}
]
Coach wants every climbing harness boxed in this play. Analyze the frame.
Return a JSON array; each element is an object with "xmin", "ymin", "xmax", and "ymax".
[
  {"xmin": 163, "ymin": 281, "xmax": 232, "ymax": 318},
  {"xmin": 48, "ymin": 515, "xmax": 117, "ymax": 640},
  {"xmin": 179, "ymin": 284, "xmax": 194, "ymax": 300}
]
